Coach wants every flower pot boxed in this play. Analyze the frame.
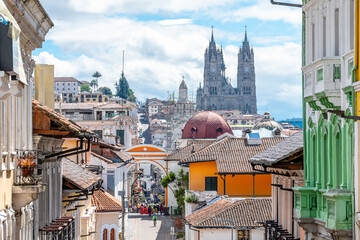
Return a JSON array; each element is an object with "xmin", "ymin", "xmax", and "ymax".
[{"xmin": 21, "ymin": 168, "xmax": 32, "ymax": 177}]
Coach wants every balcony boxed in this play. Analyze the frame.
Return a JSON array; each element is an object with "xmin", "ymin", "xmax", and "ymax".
[
  {"xmin": 12, "ymin": 151, "xmax": 45, "ymax": 211},
  {"xmin": 303, "ymin": 57, "xmax": 341, "ymax": 110}
]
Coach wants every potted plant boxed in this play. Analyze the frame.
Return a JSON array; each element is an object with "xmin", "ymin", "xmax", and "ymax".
[{"xmin": 18, "ymin": 157, "xmax": 36, "ymax": 177}]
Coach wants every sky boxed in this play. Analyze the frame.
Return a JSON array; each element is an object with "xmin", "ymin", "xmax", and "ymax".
[{"xmin": 33, "ymin": 0, "xmax": 303, "ymax": 121}]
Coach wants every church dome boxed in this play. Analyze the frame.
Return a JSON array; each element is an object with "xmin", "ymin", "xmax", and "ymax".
[
  {"xmin": 253, "ymin": 112, "xmax": 283, "ymax": 131},
  {"xmin": 179, "ymin": 79, "xmax": 188, "ymax": 89},
  {"xmin": 182, "ymin": 111, "xmax": 233, "ymax": 139}
]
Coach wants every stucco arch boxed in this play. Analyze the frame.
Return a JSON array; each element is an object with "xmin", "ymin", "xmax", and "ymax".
[
  {"xmin": 127, "ymin": 159, "xmax": 167, "ymax": 175},
  {"xmin": 114, "ymin": 144, "xmax": 176, "ymax": 207}
]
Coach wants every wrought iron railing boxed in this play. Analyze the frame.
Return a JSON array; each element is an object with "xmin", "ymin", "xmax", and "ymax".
[
  {"xmin": 264, "ymin": 220, "xmax": 300, "ymax": 240},
  {"xmin": 14, "ymin": 151, "xmax": 42, "ymax": 185},
  {"xmin": 39, "ymin": 216, "xmax": 76, "ymax": 240}
]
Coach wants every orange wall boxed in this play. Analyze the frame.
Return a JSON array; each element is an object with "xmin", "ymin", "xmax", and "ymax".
[{"xmin": 189, "ymin": 161, "xmax": 272, "ymax": 196}]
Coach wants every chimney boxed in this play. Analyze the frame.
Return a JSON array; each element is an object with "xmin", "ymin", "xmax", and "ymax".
[{"xmin": 246, "ymin": 132, "xmax": 262, "ymax": 145}]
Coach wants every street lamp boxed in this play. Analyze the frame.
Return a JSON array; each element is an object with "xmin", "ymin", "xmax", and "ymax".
[{"xmin": 214, "ymin": 218, "xmax": 234, "ymax": 240}]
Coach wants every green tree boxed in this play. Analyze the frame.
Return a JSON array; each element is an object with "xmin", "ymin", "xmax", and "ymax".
[
  {"xmin": 91, "ymin": 71, "xmax": 102, "ymax": 91},
  {"xmin": 115, "ymin": 72, "xmax": 130, "ymax": 98},
  {"xmin": 80, "ymin": 84, "xmax": 91, "ymax": 92},
  {"xmin": 127, "ymin": 89, "xmax": 136, "ymax": 102},
  {"xmin": 161, "ymin": 169, "xmax": 189, "ymax": 214},
  {"xmin": 90, "ymin": 79, "xmax": 98, "ymax": 92},
  {"xmin": 98, "ymin": 86, "xmax": 113, "ymax": 96}
]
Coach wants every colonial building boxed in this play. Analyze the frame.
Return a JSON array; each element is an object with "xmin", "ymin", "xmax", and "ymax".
[
  {"xmin": 196, "ymin": 29, "xmax": 257, "ymax": 113},
  {"xmin": 250, "ymin": 131, "xmax": 304, "ymax": 240},
  {"xmin": 55, "ymin": 102, "xmax": 140, "ymax": 148},
  {"xmin": 294, "ymin": 0, "xmax": 355, "ymax": 239},
  {"xmin": 54, "ymin": 77, "xmax": 81, "ymax": 97},
  {"xmin": 0, "ymin": 0, "xmax": 53, "ymax": 238},
  {"xmin": 174, "ymin": 78, "xmax": 195, "ymax": 119}
]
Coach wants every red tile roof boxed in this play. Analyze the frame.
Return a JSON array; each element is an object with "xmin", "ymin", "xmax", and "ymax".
[
  {"xmin": 180, "ymin": 137, "xmax": 284, "ymax": 174},
  {"xmin": 62, "ymin": 158, "xmax": 101, "ymax": 190},
  {"xmin": 33, "ymin": 99, "xmax": 92, "ymax": 136},
  {"xmin": 186, "ymin": 198, "xmax": 271, "ymax": 228},
  {"xmin": 91, "ymin": 189, "xmax": 122, "ymax": 212},
  {"xmin": 166, "ymin": 140, "xmax": 216, "ymax": 161}
]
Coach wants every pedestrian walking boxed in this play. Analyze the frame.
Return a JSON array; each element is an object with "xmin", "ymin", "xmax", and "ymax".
[{"xmin": 152, "ymin": 214, "xmax": 158, "ymax": 227}]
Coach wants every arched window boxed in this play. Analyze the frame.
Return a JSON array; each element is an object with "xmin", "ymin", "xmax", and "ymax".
[
  {"xmin": 103, "ymin": 229, "xmax": 108, "ymax": 240},
  {"xmin": 110, "ymin": 228, "xmax": 115, "ymax": 240}
]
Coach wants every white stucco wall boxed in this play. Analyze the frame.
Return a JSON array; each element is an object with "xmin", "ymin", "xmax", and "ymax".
[
  {"xmin": 199, "ymin": 228, "xmax": 264, "ymax": 240},
  {"xmin": 90, "ymin": 155, "xmax": 109, "ymax": 190},
  {"xmin": 200, "ymin": 229, "xmax": 232, "ymax": 240}
]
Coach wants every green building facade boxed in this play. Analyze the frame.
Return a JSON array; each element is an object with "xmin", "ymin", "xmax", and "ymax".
[{"xmin": 293, "ymin": 0, "xmax": 355, "ymax": 239}]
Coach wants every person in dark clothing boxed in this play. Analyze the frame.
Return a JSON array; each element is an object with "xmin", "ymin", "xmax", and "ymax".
[
  {"xmin": 148, "ymin": 205, "xmax": 152, "ymax": 216},
  {"xmin": 159, "ymin": 203, "xmax": 164, "ymax": 215}
]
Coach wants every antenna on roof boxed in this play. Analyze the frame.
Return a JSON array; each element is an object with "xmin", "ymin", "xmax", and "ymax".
[{"xmin": 122, "ymin": 50, "xmax": 125, "ymax": 74}]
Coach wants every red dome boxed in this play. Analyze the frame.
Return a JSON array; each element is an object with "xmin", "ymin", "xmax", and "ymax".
[{"xmin": 182, "ymin": 111, "xmax": 233, "ymax": 139}]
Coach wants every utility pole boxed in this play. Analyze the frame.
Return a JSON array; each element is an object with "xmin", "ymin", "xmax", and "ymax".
[{"xmin": 121, "ymin": 170, "xmax": 125, "ymax": 239}]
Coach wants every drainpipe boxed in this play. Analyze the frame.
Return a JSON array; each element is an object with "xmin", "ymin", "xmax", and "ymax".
[
  {"xmin": 56, "ymin": 138, "xmax": 91, "ymax": 159},
  {"xmin": 292, "ymin": 180, "xmax": 295, "ymax": 236},
  {"xmin": 270, "ymin": 0, "xmax": 302, "ymax": 8},
  {"xmin": 189, "ymin": 225, "xmax": 200, "ymax": 240},
  {"xmin": 44, "ymin": 133, "xmax": 92, "ymax": 159}
]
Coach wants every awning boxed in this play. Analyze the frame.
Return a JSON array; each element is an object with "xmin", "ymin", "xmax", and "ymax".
[{"xmin": 0, "ymin": 0, "xmax": 27, "ymax": 85}]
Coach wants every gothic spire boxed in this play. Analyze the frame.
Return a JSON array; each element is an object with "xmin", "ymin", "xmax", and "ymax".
[
  {"xmin": 244, "ymin": 25, "xmax": 248, "ymax": 43},
  {"xmin": 211, "ymin": 25, "xmax": 214, "ymax": 43}
]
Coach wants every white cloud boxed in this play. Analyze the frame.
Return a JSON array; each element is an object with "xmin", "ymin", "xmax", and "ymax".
[
  {"xmin": 159, "ymin": 19, "xmax": 193, "ymax": 26},
  {"xmin": 67, "ymin": 0, "xmax": 242, "ymax": 14},
  {"xmin": 219, "ymin": 0, "xmax": 302, "ymax": 25},
  {"xmin": 33, "ymin": 0, "xmax": 303, "ymax": 119}
]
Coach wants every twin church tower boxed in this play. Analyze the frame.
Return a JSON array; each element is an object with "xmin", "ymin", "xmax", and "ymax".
[{"xmin": 196, "ymin": 28, "xmax": 257, "ymax": 114}]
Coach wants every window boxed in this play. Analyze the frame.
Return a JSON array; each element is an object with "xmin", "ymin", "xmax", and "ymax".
[
  {"xmin": 317, "ymin": 68, "xmax": 323, "ymax": 81},
  {"xmin": 105, "ymin": 111, "xmax": 114, "ymax": 119},
  {"xmin": 96, "ymin": 111, "xmax": 102, "ymax": 120},
  {"xmin": 205, "ymin": 177, "xmax": 217, "ymax": 191},
  {"xmin": 117, "ymin": 130, "xmax": 125, "ymax": 145},
  {"xmin": 311, "ymin": 23, "xmax": 315, "ymax": 61},
  {"xmin": 238, "ymin": 230, "xmax": 250, "ymax": 240},
  {"xmin": 102, "ymin": 229, "xmax": 108, "ymax": 240},
  {"xmin": 335, "ymin": 9, "xmax": 339, "ymax": 56},
  {"xmin": 209, "ymin": 86, "xmax": 217, "ymax": 95},
  {"xmin": 110, "ymin": 228, "xmax": 115, "ymax": 240}
]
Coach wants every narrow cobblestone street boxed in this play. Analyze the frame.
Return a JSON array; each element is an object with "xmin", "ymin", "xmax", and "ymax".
[{"xmin": 125, "ymin": 213, "xmax": 174, "ymax": 240}]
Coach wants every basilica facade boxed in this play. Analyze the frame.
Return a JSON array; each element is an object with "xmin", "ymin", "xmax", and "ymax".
[{"xmin": 196, "ymin": 29, "xmax": 257, "ymax": 114}]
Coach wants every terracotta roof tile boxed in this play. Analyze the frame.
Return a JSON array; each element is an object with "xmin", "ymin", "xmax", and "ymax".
[
  {"xmin": 180, "ymin": 137, "xmax": 284, "ymax": 174},
  {"xmin": 91, "ymin": 189, "xmax": 122, "ymax": 212},
  {"xmin": 250, "ymin": 131, "xmax": 303, "ymax": 166},
  {"xmin": 33, "ymin": 99, "xmax": 92, "ymax": 136},
  {"xmin": 166, "ymin": 140, "xmax": 216, "ymax": 161},
  {"xmin": 186, "ymin": 198, "xmax": 272, "ymax": 228},
  {"xmin": 62, "ymin": 158, "xmax": 101, "ymax": 190}
]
